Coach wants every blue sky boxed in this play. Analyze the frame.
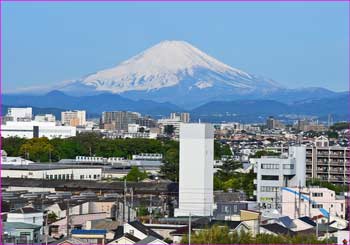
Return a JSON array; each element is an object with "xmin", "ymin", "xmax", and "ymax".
[{"xmin": 2, "ymin": 1, "xmax": 349, "ymax": 93}]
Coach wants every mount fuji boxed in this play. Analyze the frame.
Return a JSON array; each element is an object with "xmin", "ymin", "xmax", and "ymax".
[
  {"xmin": 57, "ymin": 40, "xmax": 288, "ymax": 108},
  {"xmin": 8, "ymin": 40, "xmax": 340, "ymax": 112}
]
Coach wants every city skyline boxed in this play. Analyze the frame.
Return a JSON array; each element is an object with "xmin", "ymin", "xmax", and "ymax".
[{"xmin": 2, "ymin": 1, "xmax": 349, "ymax": 93}]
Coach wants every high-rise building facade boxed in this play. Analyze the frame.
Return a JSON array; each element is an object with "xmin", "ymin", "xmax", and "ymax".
[
  {"xmin": 61, "ymin": 110, "xmax": 86, "ymax": 126},
  {"xmin": 101, "ymin": 111, "xmax": 140, "ymax": 131},
  {"xmin": 175, "ymin": 123, "xmax": 214, "ymax": 217},
  {"xmin": 306, "ymin": 136, "xmax": 349, "ymax": 185},
  {"xmin": 180, "ymin": 112, "xmax": 190, "ymax": 123}
]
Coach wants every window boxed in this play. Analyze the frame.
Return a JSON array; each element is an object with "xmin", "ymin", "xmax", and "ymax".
[
  {"xmin": 66, "ymin": 174, "xmax": 70, "ymax": 180},
  {"xmin": 261, "ymin": 186, "xmax": 279, "ymax": 192},
  {"xmin": 283, "ymin": 164, "xmax": 294, "ymax": 169},
  {"xmin": 54, "ymin": 175, "xmax": 57, "ymax": 179},
  {"xmin": 20, "ymin": 232, "xmax": 31, "ymax": 237},
  {"xmin": 312, "ymin": 193, "xmax": 323, "ymax": 197},
  {"xmin": 312, "ymin": 204, "xmax": 323, "ymax": 209},
  {"xmin": 80, "ymin": 175, "xmax": 84, "ymax": 180},
  {"xmin": 93, "ymin": 175, "xmax": 97, "ymax": 179},
  {"xmin": 261, "ymin": 175, "xmax": 279, "ymax": 181},
  {"xmin": 261, "ymin": 164, "xmax": 279, "ymax": 169},
  {"xmin": 33, "ymin": 217, "xmax": 36, "ymax": 223}
]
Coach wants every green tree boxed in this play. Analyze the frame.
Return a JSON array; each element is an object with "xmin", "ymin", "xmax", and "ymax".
[
  {"xmin": 19, "ymin": 138, "xmax": 54, "ymax": 162},
  {"xmin": 330, "ymin": 122, "xmax": 349, "ymax": 131},
  {"xmin": 181, "ymin": 225, "xmax": 328, "ymax": 244},
  {"xmin": 47, "ymin": 212, "xmax": 58, "ymax": 223},
  {"xmin": 2, "ymin": 137, "xmax": 27, "ymax": 156},
  {"xmin": 214, "ymin": 141, "xmax": 232, "ymax": 160},
  {"xmin": 164, "ymin": 125, "xmax": 175, "ymax": 136},
  {"xmin": 251, "ymin": 150, "xmax": 280, "ymax": 158},
  {"xmin": 125, "ymin": 166, "xmax": 148, "ymax": 182}
]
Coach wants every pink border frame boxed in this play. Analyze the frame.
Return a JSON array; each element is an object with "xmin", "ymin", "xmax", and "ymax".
[{"xmin": 0, "ymin": 0, "xmax": 349, "ymax": 244}]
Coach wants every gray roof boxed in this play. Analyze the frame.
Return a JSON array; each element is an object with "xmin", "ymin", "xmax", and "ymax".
[
  {"xmin": 10, "ymin": 207, "xmax": 41, "ymax": 214},
  {"xmin": 2, "ymin": 163, "xmax": 102, "ymax": 171},
  {"xmin": 4, "ymin": 222, "xmax": 41, "ymax": 230},
  {"xmin": 135, "ymin": 235, "xmax": 163, "ymax": 244},
  {"xmin": 278, "ymin": 216, "xmax": 295, "ymax": 229}
]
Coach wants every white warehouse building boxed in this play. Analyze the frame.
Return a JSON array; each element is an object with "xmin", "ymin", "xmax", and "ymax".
[
  {"xmin": 2, "ymin": 164, "xmax": 102, "ymax": 181},
  {"xmin": 1, "ymin": 121, "xmax": 76, "ymax": 139}
]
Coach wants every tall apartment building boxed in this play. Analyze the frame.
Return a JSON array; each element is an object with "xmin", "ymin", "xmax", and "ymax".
[
  {"xmin": 306, "ymin": 136, "xmax": 349, "ymax": 185},
  {"xmin": 251, "ymin": 146, "xmax": 306, "ymax": 210},
  {"xmin": 180, "ymin": 112, "xmax": 190, "ymax": 123},
  {"xmin": 61, "ymin": 110, "xmax": 86, "ymax": 126},
  {"xmin": 34, "ymin": 114, "xmax": 56, "ymax": 122},
  {"xmin": 6, "ymin": 107, "xmax": 32, "ymax": 121},
  {"xmin": 170, "ymin": 112, "xmax": 190, "ymax": 123},
  {"xmin": 101, "ymin": 111, "xmax": 140, "ymax": 131},
  {"xmin": 135, "ymin": 116, "xmax": 157, "ymax": 128},
  {"xmin": 158, "ymin": 113, "xmax": 191, "ymax": 137},
  {"xmin": 175, "ymin": 123, "xmax": 214, "ymax": 217},
  {"xmin": 266, "ymin": 116, "xmax": 284, "ymax": 130}
]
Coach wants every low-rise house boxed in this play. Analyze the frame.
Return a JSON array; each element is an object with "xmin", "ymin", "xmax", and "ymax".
[
  {"xmin": 135, "ymin": 235, "xmax": 168, "ymax": 244},
  {"xmin": 7, "ymin": 207, "xmax": 44, "ymax": 229},
  {"xmin": 291, "ymin": 216, "xmax": 316, "ymax": 231},
  {"xmin": 49, "ymin": 212, "xmax": 109, "ymax": 237},
  {"xmin": 71, "ymin": 229, "xmax": 107, "ymax": 245},
  {"xmin": 53, "ymin": 237, "xmax": 86, "ymax": 244},
  {"xmin": 2, "ymin": 222, "xmax": 41, "ymax": 244},
  {"xmin": 108, "ymin": 232, "xmax": 141, "ymax": 244},
  {"xmin": 281, "ymin": 187, "xmax": 346, "ymax": 220},
  {"xmin": 123, "ymin": 221, "xmax": 164, "ymax": 241}
]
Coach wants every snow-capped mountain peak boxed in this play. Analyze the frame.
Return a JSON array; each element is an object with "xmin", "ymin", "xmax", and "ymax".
[
  {"xmin": 79, "ymin": 40, "xmax": 270, "ymax": 93},
  {"xmin": 57, "ymin": 40, "xmax": 283, "ymax": 107}
]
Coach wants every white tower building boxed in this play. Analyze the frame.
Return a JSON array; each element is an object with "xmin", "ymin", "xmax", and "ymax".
[{"xmin": 174, "ymin": 123, "xmax": 214, "ymax": 217}]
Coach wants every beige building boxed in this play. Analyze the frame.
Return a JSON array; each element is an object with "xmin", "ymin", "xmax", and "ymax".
[{"xmin": 61, "ymin": 110, "xmax": 86, "ymax": 126}]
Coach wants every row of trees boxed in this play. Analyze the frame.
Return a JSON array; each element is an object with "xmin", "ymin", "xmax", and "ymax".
[
  {"xmin": 180, "ymin": 226, "xmax": 329, "ymax": 244},
  {"xmin": 2, "ymin": 134, "xmax": 232, "ymax": 182}
]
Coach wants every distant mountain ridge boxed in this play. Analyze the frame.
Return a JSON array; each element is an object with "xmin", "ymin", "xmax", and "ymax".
[
  {"xmin": 2, "ymin": 91, "xmax": 182, "ymax": 117},
  {"xmin": 3, "ymin": 91, "xmax": 347, "ymax": 122}
]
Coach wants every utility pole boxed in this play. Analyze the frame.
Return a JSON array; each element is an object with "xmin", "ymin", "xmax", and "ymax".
[
  {"xmin": 66, "ymin": 199, "xmax": 70, "ymax": 238},
  {"xmin": 45, "ymin": 210, "xmax": 48, "ymax": 245},
  {"xmin": 188, "ymin": 212, "xmax": 191, "ymax": 245},
  {"xmin": 123, "ymin": 179, "xmax": 127, "ymax": 223},
  {"xmin": 149, "ymin": 195, "xmax": 153, "ymax": 224},
  {"xmin": 308, "ymin": 188, "xmax": 311, "ymax": 217},
  {"xmin": 327, "ymin": 208, "xmax": 331, "ymax": 243},
  {"xmin": 130, "ymin": 188, "xmax": 134, "ymax": 209},
  {"xmin": 298, "ymin": 182, "xmax": 301, "ymax": 218},
  {"xmin": 275, "ymin": 188, "xmax": 278, "ymax": 211}
]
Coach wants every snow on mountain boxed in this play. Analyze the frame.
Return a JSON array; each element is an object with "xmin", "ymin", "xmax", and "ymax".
[{"xmin": 61, "ymin": 40, "xmax": 282, "ymax": 97}]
